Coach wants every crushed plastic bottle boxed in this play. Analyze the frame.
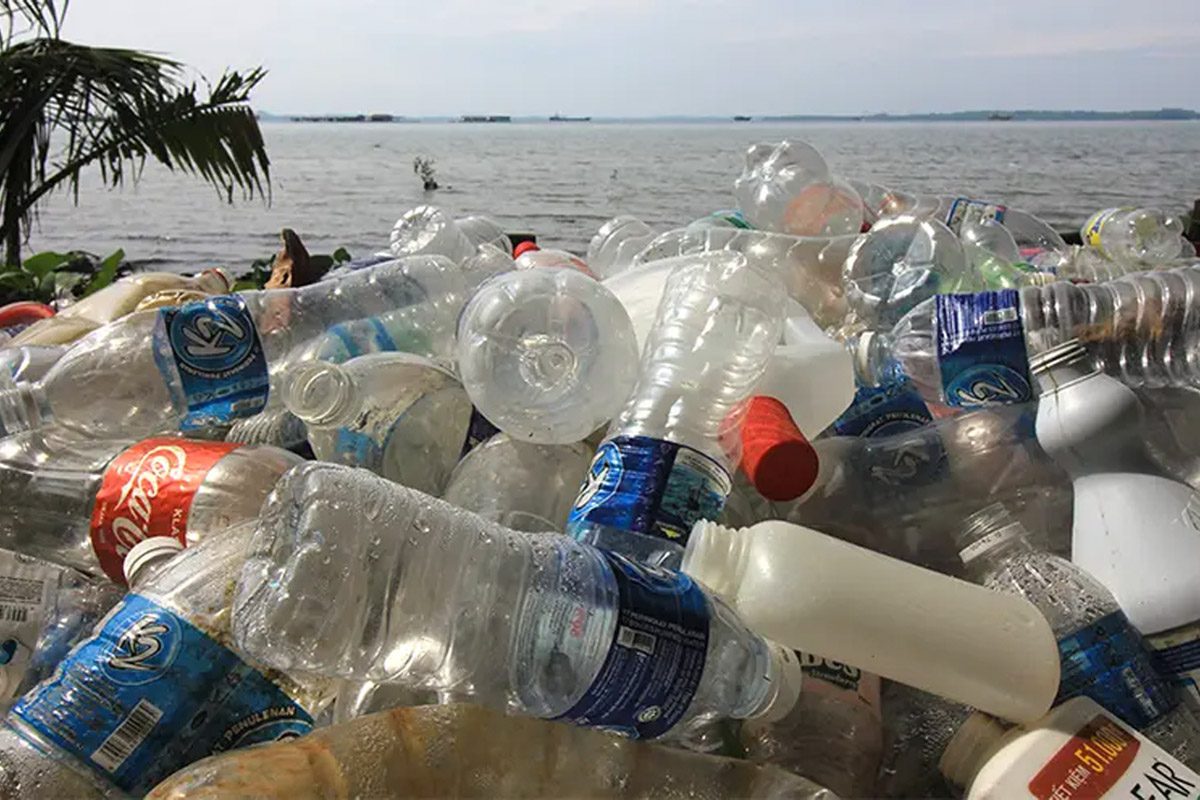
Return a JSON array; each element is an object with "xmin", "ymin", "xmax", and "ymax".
[
  {"xmin": 0, "ymin": 431, "xmax": 301, "ymax": 583},
  {"xmin": 233, "ymin": 462, "xmax": 804, "ymax": 743},
  {"xmin": 146, "ymin": 703, "xmax": 837, "ymax": 800},
  {"xmin": 456, "ymin": 268, "xmax": 639, "ymax": 444},
  {"xmin": 567, "ymin": 252, "xmax": 785, "ymax": 568}
]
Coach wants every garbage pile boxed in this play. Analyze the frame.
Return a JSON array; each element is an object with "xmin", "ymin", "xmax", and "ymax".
[{"xmin": 0, "ymin": 139, "xmax": 1198, "ymax": 799}]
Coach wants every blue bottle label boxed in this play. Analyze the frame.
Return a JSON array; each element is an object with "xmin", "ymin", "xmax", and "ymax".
[
  {"xmin": 11, "ymin": 594, "xmax": 312, "ymax": 795},
  {"xmin": 155, "ymin": 295, "xmax": 269, "ymax": 430},
  {"xmin": 567, "ymin": 436, "xmax": 731, "ymax": 546},
  {"xmin": 943, "ymin": 197, "xmax": 1007, "ymax": 234},
  {"xmin": 831, "ymin": 376, "xmax": 934, "ymax": 438},
  {"xmin": 554, "ymin": 551, "xmax": 710, "ymax": 739},
  {"xmin": 1055, "ymin": 611, "xmax": 1179, "ymax": 729},
  {"xmin": 935, "ymin": 291, "xmax": 1033, "ymax": 407}
]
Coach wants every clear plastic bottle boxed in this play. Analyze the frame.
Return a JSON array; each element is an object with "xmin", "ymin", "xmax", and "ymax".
[
  {"xmin": 566, "ymin": 252, "xmax": 785, "ymax": 568},
  {"xmin": 742, "ymin": 652, "xmax": 883, "ymax": 797},
  {"xmin": 0, "ymin": 345, "xmax": 65, "ymax": 384},
  {"xmin": 933, "ymin": 196, "xmax": 1069, "ymax": 270},
  {"xmin": 441, "ymin": 433, "xmax": 592, "ymax": 531},
  {"xmin": 587, "ymin": 216, "xmax": 657, "ymax": 278},
  {"xmin": 0, "ymin": 430, "xmax": 301, "ymax": 584},
  {"xmin": 0, "ymin": 257, "xmax": 457, "ymax": 439},
  {"xmin": 957, "ymin": 503, "xmax": 1200, "ymax": 767},
  {"xmin": 1032, "ymin": 339, "xmax": 1200, "ymax": 710},
  {"xmin": 842, "ymin": 215, "xmax": 982, "ymax": 329},
  {"xmin": 390, "ymin": 205, "xmax": 478, "ymax": 264},
  {"xmin": 455, "ymin": 213, "xmax": 513, "ymax": 254},
  {"xmin": 733, "ymin": 140, "xmax": 864, "ymax": 236},
  {"xmin": 456, "ymin": 268, "xmax": 639, "ymax": 444},
  {"xmin": 145, "ymin": 703, "xmax": 836, "ymax": 800},
  {"xmin": 961, "ymin": 218, "xmax": 1054, "ymax": 289},
  {"xmin": 853, "ymin": 264, "xmax": 1200, "ymax": 409},
  {"xmin": 232, "ymin": 462, "xmax": 804, "ymax": 743},
  {"xmin": 282, "ymin": 352, "xmax": 473, "ymax": 495},
  {"xmin": 512, "ymin": 247, "xmax": 594, "ymax": 276},
  {"xmin": 1082, "ymin": 206, "xmax": 1188, "ymax": 265},
  {"xmin": 2, "ymin": 530, "xmax": 331, "ymax": 799},
  {"xmin": 876, "ymin": 682, "xmax": 973, "ymax": 799}
]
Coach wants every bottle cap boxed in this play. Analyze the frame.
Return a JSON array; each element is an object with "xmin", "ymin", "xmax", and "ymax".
[
  {"xmin": 123, "ymin": 537, "xmax": 184, "ymax": 586},
  {"xmin": 739, "ymin": 396, "xmax": 819, "ymax": 502},
  {"xmin": 513, "ymin": 241, "xmax": 540, "ymax": 258},
  {"xmin": 751, "ymin": 643, "xmax": 804, "ymax": 723},
  {"xmin": 938, "ymin": 711, "xmax": 1010, "ymax": 790}
]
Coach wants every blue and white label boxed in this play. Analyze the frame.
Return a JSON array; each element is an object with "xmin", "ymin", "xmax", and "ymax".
[
  {"xmin": 155, "ymin": 295, "xmax": 269, "ymax": 430},
  {"xmin": 935, "ymin": 291, "xmax": 1033, "ymax": 407},
  {"xmin": 1056, "ymin": 611, "xmax": 1179, "ymax": 729},
  {"xmin": 831, "ymin": 376, "xmax": 934, "ymax": 438},
  {"xmin": 567, "ymin": 436, "xmax": 732, "ymax": 546},
  {"xmin": 554, "ymin": 551, "xmax": 710, "ymax": 739},
  {"xmin": 1147, "ymin": 623, "xmax": 1200, "ymax": 709},
  {"xmin": 943, "ymin": 197, "xmax": 1007, "ymax": 234},
  {"xmin": 12, "ymin": 594, "xmax": 312, "ymax": 795}
]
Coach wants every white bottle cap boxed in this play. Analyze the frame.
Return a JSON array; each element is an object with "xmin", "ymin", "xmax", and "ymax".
[
  {"xmin": 938, "ymin": 711, "xmax": 1010, "ymax": 790},
  {"xmin": 750, "ymin": 643, "xmax": 804, "ymax": 723},
  {"xmin": 123, "ymin": 537, "xmax": 184, "ymax": 586}
]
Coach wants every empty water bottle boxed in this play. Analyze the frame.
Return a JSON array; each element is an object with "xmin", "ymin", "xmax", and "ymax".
[
  {"xmin": 282, "ymin": 352, "xmax": 473, "ymax": 495},
  {"xmin": 0, "ymin": 431, "xmax": 301, "ymax": 583},
  {"xmin": 876, "ymin": 683, "xmax": 974, "ymax": 798},
  {"xmin": 842, "ymin": 215, "xmax": 982, "ymax": 329},
  {"xmin": 957, "ymin": 502, "xmax": 1200, "ymax": 767},
  {"xmin": 456, "ymin": 268, "xmax": 639, "ymax": 444},
  {"xmin": 587, "ymin": 216, "xmax": 657, "ymax": 278},
  {"xmin": 734, "ymin": 141, "xmax": 863, "ymax": 236},
  {"xmin": 567, "ymin": 252, "xmax": 785, "ymax": 568},
  {"xmin": 936, "ymin": 197, "xmax": 1069, "ymax": 270},
  {"xmin": 233, "ymin": 462, "xmax": 804, "ymax": 743},
  {"xmin": 961, "ymin": 218, "xmax": 1052, "ymax": 289},
  {"xmin": 0, "ymin": 258, "xmax": 453, "ymax": 439},
  {"xmin": 512, "ymin": 247, "xmax": 594, "ymax": 276},
  {"xmin": 853, "ymin": 264, "xmax": 1200, "ymax": 410},
  {"xmin": 1082, "ymin": 206, "xmax": 1188, "ymax": 265},
  {"xmin": 441, "ymin": 433, "xmax": 591, "ymax": 531},
  {"xmin": 1, "ymin": 529, "xmax": 331, "ymax": 798},
  {"xmin": 0, "ymin": 345, "xmax": 63, "ymax": 384},
  {"xmin": 390, "ymin": 205, "xmax": 477, "ymax": 264}
]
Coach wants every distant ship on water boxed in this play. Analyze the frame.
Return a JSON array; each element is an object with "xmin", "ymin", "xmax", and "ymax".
[
  {"xmin": 733, "ymin": 115, "xmax": 752, "ymax": 121},
  {"xmin": 549, "ymin": 113, "xmax": 591, "ymax": 122},
  {"xmin": 988, "ymin": 112, "xmax": 1014, "ymax": 121},
  {"xmin": 461, "ymin": 115, "xmax": 511, "ymax": 123}
]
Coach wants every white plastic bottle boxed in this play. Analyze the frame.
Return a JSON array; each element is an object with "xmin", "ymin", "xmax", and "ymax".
[
  {"xmin": 440, "ymin": 434, "xmax": 592, "ymax": 532},
  {"xmin": 233, "ymin": 462, "xmax": 804, "ymax": 744},
  {"xmin": 939, "ymin": 697, "xmax": 1200, "ymax": 799},
  {"xmin": 455, "ymin": 268, "xmax": 639, "ymax": 444},
  {"xmin": 282, "ymin": 352, "xmax": 474, "ymax": 495},
  {"xmin": 567, "ymin": 252, "xmax": 785, "ymax": 568},
  {"xmin": 680, "ymin": 517, "xmax": 1061, "ymax": 723},
  {"xmin": 0, "ymin": 431, "xmax": 301, "ymax": 584},
  {"xmin": 1032, "ymin": 338, "xmax": 1200, "ymax": 706},
  {"xmin": 0, "ymin": 530, "xmax": 331, "ymax": 798},
  {"xmin": 0, "ymin": 257, "xmax": 460, "ymax": 440}
]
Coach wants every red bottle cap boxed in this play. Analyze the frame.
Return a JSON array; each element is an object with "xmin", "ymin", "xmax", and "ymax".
[
  {"xmin": 0, "ymin": 301, "xmax": 55, "ymax": 328},
  {"xmin": 513, "ymin": 241, "xmax": 540, "ymax": 258},
  {"xmin": 739, "ymin": 396, "xmax": 819, "ymax": 502}
]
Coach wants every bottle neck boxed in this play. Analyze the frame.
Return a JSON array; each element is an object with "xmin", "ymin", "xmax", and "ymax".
[
  {"xmin": 0, "ymin": 380, "xmax": 48, "ymax": 437},
  {"xmin": 680, "ymin": 520, "xmax": 751, "ymax": 602},
  {"xmin": 281, "ymin": 362, "xmax": 361, "ymax": 427},
  {"xmin": 939, "ymin": 711, "xmax": 1011, "ymax": 791}
]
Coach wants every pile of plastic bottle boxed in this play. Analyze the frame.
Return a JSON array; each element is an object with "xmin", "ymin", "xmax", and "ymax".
[{"xmin": 0, "ymin": 139, "xmax": 1198, "ymax": 799}]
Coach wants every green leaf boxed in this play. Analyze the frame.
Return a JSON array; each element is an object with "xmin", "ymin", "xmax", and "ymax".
[
  {"xmin": 21, "ymin": 250, "xmax": 70, "ymax": 278},
  {"xmin": 332, "ymin": 247, "xmax": 352, "ymax": 264},
  {"xmin": 82, "ymin": 247, "xmax": 123, "ymax": 296}
]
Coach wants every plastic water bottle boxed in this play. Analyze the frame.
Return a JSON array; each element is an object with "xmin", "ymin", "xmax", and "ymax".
[
  {"xmin": 282, "ymin": 352, "xmax": 473, "ymax": 495},
  {"xmin": 441, "ymin": 433, "xmax": 591, "ymax": 531},
  {"xmin": 0, "ymin": 431, "xmax": 301, "ymax": 584},
  {"xmin": 681, "ymin": 517, "xmax": 1061, "ymax": 723},
  {"xmin": 961, "ymin": 218, "xmax": 1054, "ymax": 289},
  {"xmin": 455, "ymin": 268, "xmax": 639, "ymax": 444},
  {"xmin": 733, "ymin": 140, "xmax": 865, "ymax": 236},
  {"xmin": 876, "ymin": 683, "xmax": 973, "ymax": 798},
  {"xmin": 0, "ymin": 345, "xmax": 64, "ymax": 384},
  {"xmin": 455, "ymin": 213, "xmax": 512, "ymax": 254},
  {"xmin": 390, "ymin": 205, "xmax": 477, "ymax": 264},
  {"xmin": 842, "ymin": 215, "xmax": 983, "ymax": 329},
  {"xmin": 852, "ymin": 265, "xmax": 1200, "ymax": 409},
  {"xmin": 957, "ymin": 502, "xmax": 1200, "ymax": 766},
  {"xmin": 1, "ymin": 528, "xmax": 330, "ymax": 798},
  {"xmin": 512, "ymin": 246, "xmax": 594, "ymax": 276},
  {"xmin": 146, "ymin": 704, "xmax": 837, "ymax": 800},
  {"xmin": 935, "ymin": 196, "xmax": 1069, "ymax": 270},
  {"xmin": 566, "ymin": 252, "xmax": 785, "ymax": 568},
  {"xmin": 587, "ymin": 216, "xmax": 657, "ymax": 278},
  {"xmin": 1032, "ymin": 339, "xmax": 1200, "ymax": 708},
  {"xmin": 741, "ymin": 652, "xmax": 883, "ymax": 797},
  {"xmin": 1082, "ymin": 206, "xmax": 1188, "ymax": 265},
  {"xmin": 0, "ymin": 258, "xmax": 456, "ymax": 440},
  {"xmin": 232, "ymin": 462, "xmax": 804, "ymax": 743}
]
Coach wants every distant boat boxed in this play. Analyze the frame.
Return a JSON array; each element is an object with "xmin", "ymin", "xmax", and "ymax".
[
  {"xmin": 549, "ymin": 113, "xmax": 591, "ymax": 122},
  {"xmin": 988, "ymin": 112, "xmax": 1014, "ymax": 121},
  {"xmin": 460, "ymin": 115, "xmax": 511, "ymax": 123},
  {"xmin": 733, "ymin": 115, "xmax": 752, "ymax": 122}
]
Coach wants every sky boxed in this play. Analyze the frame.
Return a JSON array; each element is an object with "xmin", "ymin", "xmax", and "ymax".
[{"xmin": 61, "ymin": 0, "xmax": 1200, "ymax": 117}]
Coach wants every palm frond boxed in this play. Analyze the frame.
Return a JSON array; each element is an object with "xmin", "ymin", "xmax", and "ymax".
[{"xmin": 0, "ymin": 0, "xmax": 66, "ymax": 45}]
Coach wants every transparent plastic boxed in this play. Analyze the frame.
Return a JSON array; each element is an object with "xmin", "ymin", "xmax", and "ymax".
[
  {"xmin": 389, "ymin": 205, "xmax": 476, "ymax": 264},
  {"xmin": 734, "ymin": 141, "xmax": 862, "ymax": 235},
  {"xmin": 233, "ymin": 462, "xmax": 792, "ymax": 742},
  {"xmin": 1082, "ymin": 206, "xmax": 1188, "ymax": 266},
  {"xmin": 587, "ymin": 216, "xmax": 657, "ymax": 279},
  {"xmin": 456, "ymin": 268, "xmax": 639, "ymax": 444}
]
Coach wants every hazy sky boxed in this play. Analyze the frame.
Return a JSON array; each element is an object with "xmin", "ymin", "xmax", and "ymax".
[{"xmin": 62, "ymin": 0, "xmax": 1200, "ymax": 116}]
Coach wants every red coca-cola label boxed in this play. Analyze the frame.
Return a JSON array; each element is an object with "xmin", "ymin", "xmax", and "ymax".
[{"xmin": 88, "ymin": 438, "xmax": 239, "ymax": 584}]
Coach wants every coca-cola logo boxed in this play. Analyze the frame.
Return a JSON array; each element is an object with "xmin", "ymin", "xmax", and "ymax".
[{"xmin": 108, "ymin": 444, "xmax": 188, "ymax": 557}]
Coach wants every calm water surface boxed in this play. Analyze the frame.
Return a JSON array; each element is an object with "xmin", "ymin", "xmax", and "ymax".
[{"xmin": 27, "ymin": 121, "xmax": 1200, "ymax": 272}]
